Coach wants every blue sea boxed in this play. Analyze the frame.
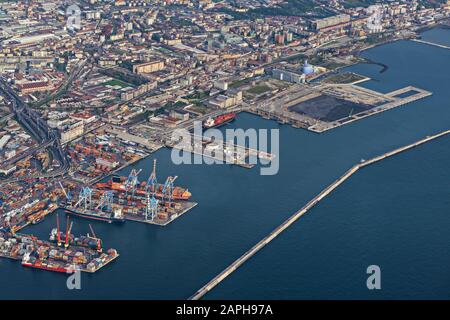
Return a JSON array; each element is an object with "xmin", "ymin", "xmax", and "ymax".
[{"xmin": 0, "ymin": 27, "xmax": 449, "ymax": 299}]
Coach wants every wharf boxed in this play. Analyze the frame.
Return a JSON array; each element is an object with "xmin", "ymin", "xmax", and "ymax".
[
  {"xmin": 308, "ymin": 86, "xmax": 432, "ymax": 133},
  {"xmin": 64, "ymin": 201, "xmax": 198, "ymax": 227},
  {"xmin": 251, "ymin": 81, "xmax": 432, "ymax": 133},
  {"xmin": 85, "ymin": 151, "xmax": 151, "ymax": 185},
  {"xmin": 104, "ymin": 126, "xmax": 164, "ymax": 151},
  {"xmin": 166, "ymin": 133, "xmax": 275, "ymax": 169},
  {"xmin": 411, "ymin": 39, "xmax": 450, "ymax": 50},
  {"xmin": 82, "ymin": 252, "xmax": 120, "ymax": 273},
  {"xmin": 63, "ymin": 207, "xmax": 124, "ymax": 223},
  {"xmin": 11, "ymin": 204, "xmax": 58, "ymax": 233},
  {"xmin": 124, "ymin": 202, "xmax": 198, "ymax": 226},
  {"xmin": 189, "ymin": 129, "xmax": 450, "ymax": 300}
]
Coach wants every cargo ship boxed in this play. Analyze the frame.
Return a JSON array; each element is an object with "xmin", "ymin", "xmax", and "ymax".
[
  {"xmin": 21, "ymin": 253, "xmax": 71, "ymax": 273},
  {"xmin": 203, "ymin": 112, "xmax": 236, "ymax": 129},
  {"xmin": 64, "ymin": 208, "xmax": 125, "ymax": 224},
  {"xmin": 95, "ymin": 176, "xmax": 192, "ymax": 201}
]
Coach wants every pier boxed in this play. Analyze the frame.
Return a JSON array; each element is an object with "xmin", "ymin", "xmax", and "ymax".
[
  {"xmin": 308, "ymin": 86, "xmax": 432, "ymax": 133},
  {"xmin": 412, "ymin": 39, "xmax": 450, "ymax": 50},
  {"xmin": 166, "ymin": 132, "xmax": 275, "ymax": 169},
  {"xmin": 189, "ymin": 129, "xmax": 450, "ymax": 300},
  {"xmin": 252, "ymin": 82, "xmax": 432, "ymax": 133}
]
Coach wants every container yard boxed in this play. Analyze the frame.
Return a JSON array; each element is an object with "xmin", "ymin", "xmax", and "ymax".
[
  {"xmin": 166, "ymin": 132, "xmax": 275, "ymax": 169},
  {"xmin": 0, "ymin": 128, "xmax": 196, "ymax": 273},
  {"xmin": 0, "ymin": 117, "xmax": 197, "ymax": 273},
  {"xmin": 67, "ymin": 127, "xmax": 151, "ymax": 185},
  {"xmin": 251, "ymin": 82, "xmax": 433, "ymax": 132},
  {"xmin": 0, "ymin": 217, "xmax": 119, "ymax": 273},
  {"xmin": 63, "ymin": 159, "xmax": 198, "ymax": 226}
]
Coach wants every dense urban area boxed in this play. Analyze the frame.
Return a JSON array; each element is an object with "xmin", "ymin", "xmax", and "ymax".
[{"xmin": 0, "ymin": 0, "xmax": 449, "ymax": 275}]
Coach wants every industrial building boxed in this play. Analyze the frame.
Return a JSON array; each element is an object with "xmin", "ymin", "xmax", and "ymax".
[
  {"xmin": 208, "ymin": 90, "xmax": 243, "ymax": 109},
  {"xmin": 132, "ymin": 61, "xmax": 165, "ymax": 74},
  {"xmin": 0, "ymin": 134, "xmax": 11, "ymax": 150},
  {"xmin": 312, "ymin": 14, "xmax": 351, "ymax": 32},
  {"xmin": 272, "ymin": 69, "xmax": 306, "ymax": 84}
]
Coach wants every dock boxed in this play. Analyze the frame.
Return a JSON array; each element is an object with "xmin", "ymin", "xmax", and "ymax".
[
  {"xmin": 166, "ymin": 133, "xmax": 275, "ymax": 169},
  {"xmin": 124, "ymin": 202, "xmax": 198, "ymax": 226},
  {"xmin": 189, "ymin": 129, "xmax": 450, "ymax": 300},
  {"xmin": 308, "ymin": 86, "xmax": 432, "ymax": 133},
  {"xmin": 412, "ymin": 39, "xmax": 450, "ymax": 50},
  {"xmin": 251, "ymin": 81, "xmax": 432, "ymax": 133}
]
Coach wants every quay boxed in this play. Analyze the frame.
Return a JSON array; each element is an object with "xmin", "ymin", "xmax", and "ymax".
[
  {"xmin": 189, "ymin": 129, "xmax": 450, "ymax": 300},
  {"xmin": 412, "ymin": 39, "xmax": 450, "ymax": 50},
  {"xmin": 124, "ymin": 202, "xmax": 198, "ymax": 226},
  {"xmin": 308, "ymin": 86, "xmax": 432, "ymax": 133},
  {"xmin": 250, "ymin": 81, "xmax": 432, "ymax": 133},
  {"xmin": 166, "ymin": 132, "xmax": 275, "ymax": 169}
]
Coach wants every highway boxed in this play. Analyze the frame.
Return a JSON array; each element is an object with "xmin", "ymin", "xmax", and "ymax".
[{"xmin": 0, "ymin": 77, "xmax": 69, "ymax": 178}]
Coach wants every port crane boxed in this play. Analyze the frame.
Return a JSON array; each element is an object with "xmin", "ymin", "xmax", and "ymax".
[
  {"xmin": 145, "ymin": 193, "xmax": 159, "ymax": 221},
  {"xmin": 65, "ymin": 217, "xmax": 73, "ymax": 248},
  {"xmin": 88, "ymin": 224, "xmax": 102, "ymax": 252},
  {"xmin": 96, "ymin": 191, "xmax": 114, "ymax": 212},
  {"xmin": 58, "ymin": 181, "xmax": 72, "ymax": 204},
  {"xmin": 74, "ymin": 186, "xmax": 93, "ymax": 210},
  {"xmin": 56, "ymin": 213, "xmax": 61, "ymax": 246},
  {"xmin": 124, "ymin": 169, "xmax": 142, "ymax": 197},
  {"xmin": 146, "ymin": 159, "xmax": 158, "ymax": 194},
  {"xmin": 162, "ymin": 176, "xmax": 177, "ymax": 206}
]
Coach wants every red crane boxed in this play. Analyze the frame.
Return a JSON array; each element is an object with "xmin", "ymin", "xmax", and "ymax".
[
  {"xmin": 56, "ymin": 214, "xmax": 61, "ymax": 246},
  {"xmin": 65, "ymin": 217, "xmax": 73, "ymax": 248},
  {"xmin": 89, "ymin": 224, "xmax": 102, "ymax": 252}
]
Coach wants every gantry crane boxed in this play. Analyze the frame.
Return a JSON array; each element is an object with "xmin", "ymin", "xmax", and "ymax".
[
  {"xmin": 124, "ymin": 169, "xmax": 142, "ymax": 197},
  {"xmin": 146, "ymin": 159, "xmax": 158, "ymax": 194}
]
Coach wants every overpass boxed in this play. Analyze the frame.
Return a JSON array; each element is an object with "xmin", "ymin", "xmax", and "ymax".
[{"xmin": 0, "ymin": 78, "xmax": 69, "ymax": 174}]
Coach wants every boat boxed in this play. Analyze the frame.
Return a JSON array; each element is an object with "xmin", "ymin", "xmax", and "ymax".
[
  {"xmin": 95, "ymin": 176, "xmax": 191, "ymax": 201},
  {"xmin": 22, "ymin": 260, "xmax": 69, "ymax": 273},
  {"xmin": 203, "ymin": 112, "xmax": 236, "ymax": 129},
  {"xmin": 21, "ymin": 253, "xmax": 71, "ymax": 273},
  {"xmin": 64, "ymin": 208, "xmax": 125, "ymax": 224}
]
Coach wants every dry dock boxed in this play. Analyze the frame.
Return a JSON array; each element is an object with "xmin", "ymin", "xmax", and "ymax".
[{"xmin": 189, "ymin": 129, "xmax": 450, "ymax": 300}]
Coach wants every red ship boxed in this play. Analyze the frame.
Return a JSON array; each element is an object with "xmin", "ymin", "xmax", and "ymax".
[
  {"xmin": 203, "ymin": 112, "xmax": 236, "ymax": 129},
  {"xmin": 22, "ymin": 259, "xmax": 71, "ymax": 273}
]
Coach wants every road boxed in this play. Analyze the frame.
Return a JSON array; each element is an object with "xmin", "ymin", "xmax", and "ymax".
[{"xmin": 0, "ymin": 78, "xmax": 69, "ymax": 179}]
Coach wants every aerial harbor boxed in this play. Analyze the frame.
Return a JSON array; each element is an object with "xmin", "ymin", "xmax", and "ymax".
[{"xmin": 0, "ymin": 0, "xmax": 450, "ymax": 304}]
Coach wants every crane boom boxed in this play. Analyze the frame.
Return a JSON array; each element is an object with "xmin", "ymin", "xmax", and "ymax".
[{"xmin": 58, "ymin": 181, "xmax": 68, "ymax": 199}]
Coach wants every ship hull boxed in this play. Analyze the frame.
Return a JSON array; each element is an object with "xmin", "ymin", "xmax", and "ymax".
[
  {"xmin": 64, "ymin": 209, "xmax": 125, "ymax": 224},
  {"xmin": 203, "ymin": 113, "xmax": 236, "ymax": 129},
  {"xmin": 22, "ymin": 262, "xmax": 69, "ymax": 273}
]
